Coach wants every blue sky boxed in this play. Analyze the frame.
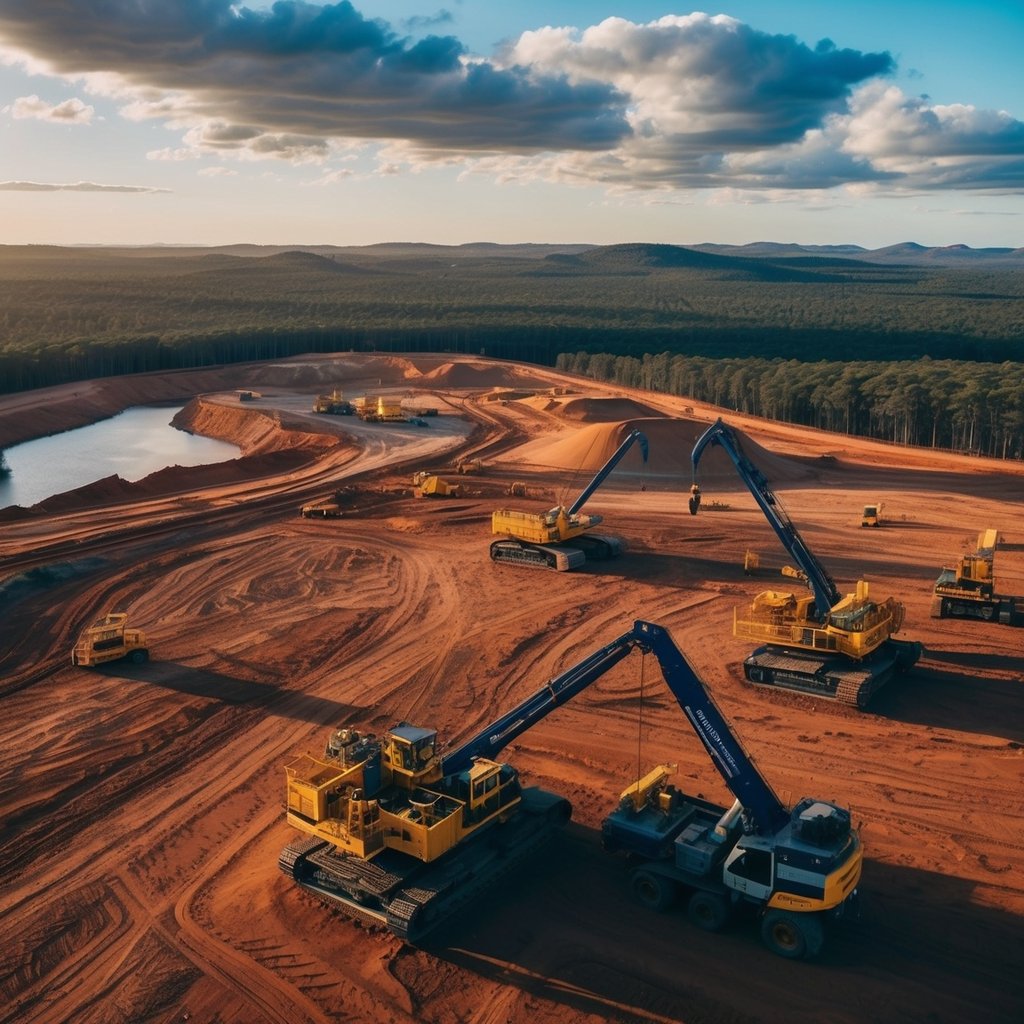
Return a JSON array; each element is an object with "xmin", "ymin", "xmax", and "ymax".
[{"xmin": 1, "ymin": 1, "xmax": 1022, "ymax": 248}]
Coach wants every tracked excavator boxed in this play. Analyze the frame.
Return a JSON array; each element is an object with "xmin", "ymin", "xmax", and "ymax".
[
  {"xmin": 490, "ymin": 427, "xmax": 649, "ymax": 570},
  {"xmin": 279, "ymin": 620, "xmax": 860, "ymax": 957},
  {"xmin": 691, "ymin": 419, "xmax": 921, "ymax": 707},
  {"xmin": 279, "ymin": 638, "xmax": 636, "ymax": 943}
]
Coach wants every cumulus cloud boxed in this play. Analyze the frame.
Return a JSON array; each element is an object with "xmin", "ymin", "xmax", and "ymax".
[
  {"xmin": 0, "ymin": 0, "xmax": 626, "ymax": 162},
  {"xmin": 0, "ymin": 180, "xmax": 169, "ymax": 192},
  {"xmin": 10, "ymin": 93, "xmax": 94, "ymax": 123},
  {"xmin": 0, "ymin": 2, "xmax": 1020, "ymax": 194}
]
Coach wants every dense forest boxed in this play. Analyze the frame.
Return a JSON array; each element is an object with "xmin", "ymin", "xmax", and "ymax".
[
  {"xmin": 557, "ymin": 351, "xmax": 1024, "ymax": 460},
  {"xmin": 1, "ymin": 242, "xmax": 1021, "ymax": 457}
]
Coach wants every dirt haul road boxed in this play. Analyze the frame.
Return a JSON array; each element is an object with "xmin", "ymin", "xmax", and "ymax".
[{"xmin": 1, "ymin": 352, "xmax": 1022, "ymax": 1024}]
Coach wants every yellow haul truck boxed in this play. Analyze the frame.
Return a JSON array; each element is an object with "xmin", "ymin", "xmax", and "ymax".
[
  {"xmin": 861, "ymin": 502, "xmax": 884, "ymax": 527},
  {"xmin": 72, "ymin": 613, "xmax": 149, "ymax": 667}
]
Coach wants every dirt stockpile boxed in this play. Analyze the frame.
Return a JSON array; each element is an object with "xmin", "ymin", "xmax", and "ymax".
[
  {"xmin": 173, "ymin": 397, "xmax": 342, "ymax": 456},
  {"xmin": 524, "ymin": 395, "xmax": 662, "ymax": 422},
  {"xmin": 505, "ymin": 415, "xmax": 820, "ymax": 484}
]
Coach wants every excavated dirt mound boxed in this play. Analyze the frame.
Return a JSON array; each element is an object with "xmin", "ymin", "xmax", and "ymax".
[
  {"xmin": 33, "ymin": 451, "xmax": 313, "ymax": 515},
  {"xmin": 524, "ymin": 395, "xmax": 662, "ymax": 422},
  {"xmin": 506, "ymin": 416, "xmax": 819, "ymax": 484},
  {"xmin": 172, "ymin": 398, "xmax": 342, "ymax": 456},
  {"xmin": 244, "ymin": 353, "xmax": 428, "ymax": 389},
  {"xmin": 421, "ymin": 360, "xmax": 551, "ymax": 390}
]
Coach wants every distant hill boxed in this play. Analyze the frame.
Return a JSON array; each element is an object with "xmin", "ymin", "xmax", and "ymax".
[
  {"xmin": 10, "ymin": 239, "xmax": 1018, "ymax": 266},
  {"xmin": 688, "ymin": 240, "xmax": 1023, "ymax": 267}
]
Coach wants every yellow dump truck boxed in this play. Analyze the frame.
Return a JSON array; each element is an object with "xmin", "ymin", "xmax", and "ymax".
[
  {"xmin": 416, "ymin": 475, "xmax": 461, "ymax": 498},
  {"xmin": 861, "ymin": 502, "xmax": 884, "ymax": 527},
  {"xmin": 72, "ymin": 613, "xmax": 149, "ymax": 667}
]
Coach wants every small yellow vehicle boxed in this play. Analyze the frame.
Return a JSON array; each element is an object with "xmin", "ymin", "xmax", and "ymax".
[{"xmin": 72, "ymin": 613, "xmax": 149, "ymax": 667}]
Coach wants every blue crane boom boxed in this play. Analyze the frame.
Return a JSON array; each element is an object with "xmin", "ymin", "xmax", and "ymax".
[
  {"xmin": 443, "ymin": 618, "xmax": 788, "ymax": 836},
  {"xmin": 567, "ymin": 428, "xmax": 649, "ymax": 516},
  {"xmin": 691, "ymin": 418, "xmax": 841, "ymax": 619}
]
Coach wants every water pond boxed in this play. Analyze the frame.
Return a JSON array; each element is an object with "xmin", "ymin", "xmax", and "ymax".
[{"xmin": 0, "ymin": 406, "xmax": 240, "ymax": 509}]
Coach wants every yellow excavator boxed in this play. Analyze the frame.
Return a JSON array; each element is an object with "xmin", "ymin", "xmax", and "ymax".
[
  {"xmin": 691, "ymin": 419, "xmax": 920, "ymax": 707},
  {"xmin": 490, "ymin": 427, "xmax": 648, "ymax": 570}
]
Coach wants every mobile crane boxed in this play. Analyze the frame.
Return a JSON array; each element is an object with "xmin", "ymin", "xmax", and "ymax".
[
  {"xmin": 490, "ymin": 427, "xmax": 649, "ymax": 570},
  {"xmin": 691, "ymin": 419, "xmax": 921, "ymax": 707},
  {"xmin": 931, "ymin": 529, "xmax": 1023, "ymax": 626},
  {"xmin": 595, "ymin": 621, "xmax": 861, "ymax": 959}
]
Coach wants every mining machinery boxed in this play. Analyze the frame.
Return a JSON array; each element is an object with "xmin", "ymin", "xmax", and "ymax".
[
  {"xmin": 861, "ymin": 502, "xmax": 884, "ymax": 528},
  {"xmin": 72, "ymin": 613, "xmax": 149, "ymax": 667},
  {"xmin": 592, "ymin": 621, "xmax": 861, "ymax": 959},
  {"xmin": 414, "ymin": 474, "xmax": 462, "ymax": 498},
  {"xmin": 279, "ymin": 638, "xmax": 631, "ymax": 942},
  {"xmin": 691, "ymin": 419, "xmax": 921, "ymax": 707},
  {"xmin": 301, "ymin": 499, "xmax": 343, "ymax": 518},
  {"xmin": 279, "ymin": 618, "xmax": 860, "ymax": 956},
  {"xmin": 490, "ymin": 427, "xmax": 649, "ymax": 570},
  {"xmin": 313, "ymin": 389, "xmax": 353, "ymax": 415},
  {"xmin": 931, "ymin": 529, "xmax": 1022, "ymax": 625}
]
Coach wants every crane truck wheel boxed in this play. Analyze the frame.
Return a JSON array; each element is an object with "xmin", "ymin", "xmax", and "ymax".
[
  {"xmin": 687, "ymin": 890, "xmax": 731, "ymax": 932},
  {"xmin": 760, "ymin": 909, "xmax": 824, "ymax": 960},
  {"xmin": 128, "ymin": 649, "xmax": 149, "ymax": 665},
  {"xmin": 629, "ymin": 869, "xmax": 677, "ymax": 911}
]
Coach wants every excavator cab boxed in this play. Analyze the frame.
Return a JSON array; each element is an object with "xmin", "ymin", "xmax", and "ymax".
[{"xmin": 382, "ymin": 724, "xmax": 440, "ymax": 788}]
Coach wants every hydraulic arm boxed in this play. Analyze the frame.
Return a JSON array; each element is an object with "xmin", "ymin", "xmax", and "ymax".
[
  {"xmin": 550, "ymin": 619, "xmax": 861, "ymax": 959},
  {"xmin": 692, "ymin": 419, "xmax": 839, "ymax": 618},
  {"xmin": 566, "ymin": 428, "xmax": 650, "ymax": 515}
]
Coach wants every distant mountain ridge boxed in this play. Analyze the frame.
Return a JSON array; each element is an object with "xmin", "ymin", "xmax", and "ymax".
[{"xmin": 6, "ymin": 239, "xmax": 1022, "ymax": 267}]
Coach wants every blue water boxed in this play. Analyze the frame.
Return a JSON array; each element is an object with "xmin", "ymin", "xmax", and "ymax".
[{"xmin": 0, "ymin": 406, "xmax": 240, "ymax": 509}]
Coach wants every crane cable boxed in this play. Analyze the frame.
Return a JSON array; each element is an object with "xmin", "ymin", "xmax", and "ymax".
[{"xmin": 635, "ymin": 649, "xmax": 648, "ymax": 788}]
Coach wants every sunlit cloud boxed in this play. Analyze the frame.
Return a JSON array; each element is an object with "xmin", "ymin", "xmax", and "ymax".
[
  {"xmin": 0, "ymin": 179, "xmax": 170, "ymax": 193},
  {"xmin": 0, "ymin": 3, "xmax": 1020, "ymax": 195},
  {"xmin": 10, "ymin": 93, "xmax": 94, "ymax": 124}
]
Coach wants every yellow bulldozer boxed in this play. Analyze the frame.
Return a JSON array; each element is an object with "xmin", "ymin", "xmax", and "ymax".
[{"xmin": 72, "ymin": 613, "xmax": 149, "ymax": 667}]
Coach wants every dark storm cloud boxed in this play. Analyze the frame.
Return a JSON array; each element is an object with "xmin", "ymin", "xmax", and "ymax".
[{"xmin": 0, "ymin": 0, "xmax": 628, "ymax": 152}]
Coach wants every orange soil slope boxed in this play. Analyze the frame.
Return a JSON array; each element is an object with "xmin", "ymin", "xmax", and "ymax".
[{"xmin": 0, "ymin": 351, "xmax": 1022, "ymax": 1024}]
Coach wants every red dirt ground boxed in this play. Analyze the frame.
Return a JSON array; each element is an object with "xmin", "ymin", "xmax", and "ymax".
[{"xmin": 1, "ymin": 352, "xmax": 1022, "ymax": 1024}]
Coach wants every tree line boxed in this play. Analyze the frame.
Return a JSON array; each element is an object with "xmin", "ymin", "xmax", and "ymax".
[
  {"xmin": 2, "ymin": 245, "xmax": 1023, "ymax": 395},
  {"xmin": 1, "ymin": 246, "xmax": 1021, "ymax": 459},
  {"xmin": 556, "ymin": 351, "xmax": 1024, "ymax": 460}
]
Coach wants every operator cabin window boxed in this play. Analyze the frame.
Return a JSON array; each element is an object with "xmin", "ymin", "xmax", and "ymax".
[{"xmin": 732, "ymin": 847, "xmax": 772, "ymax": 885}]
